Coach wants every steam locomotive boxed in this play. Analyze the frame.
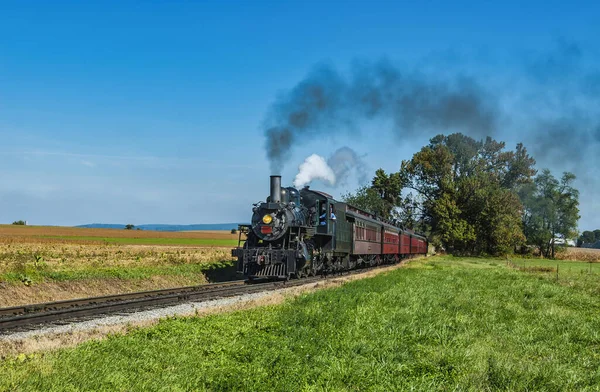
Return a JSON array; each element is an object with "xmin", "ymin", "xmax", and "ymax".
[{"xmin": 232, "ymin": 175, "xmax": 428, "ymax": 280}]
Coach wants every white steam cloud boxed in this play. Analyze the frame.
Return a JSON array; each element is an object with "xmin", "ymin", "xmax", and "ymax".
[
  {"xmin": 293, "ymin": 154, "xmax": 336, "ymax": 188},
  {"xmin": 293, "ymin": 146, "xmax": 367, "ymax": 188}
]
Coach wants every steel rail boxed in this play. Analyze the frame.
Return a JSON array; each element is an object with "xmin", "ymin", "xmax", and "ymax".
[
  {"xmin": 0, "ymin": 280, "xmax": 245, "ymax": 318},
  {"xmin": 0, "ymin": 261, "xmax": 408, "ymax": 333},
  {"xmin": 0, "ymin": 277, "xmax": 325, "ymax": 332}
]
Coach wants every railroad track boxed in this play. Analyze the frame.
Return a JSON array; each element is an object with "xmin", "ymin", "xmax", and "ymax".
[
  {"xmin": 0, "ymin": 276, "xmax": 326, "ymax": 333},
  {"xmin": 0, "ymin": 262, "xmax": 408, "ymax": 334}
]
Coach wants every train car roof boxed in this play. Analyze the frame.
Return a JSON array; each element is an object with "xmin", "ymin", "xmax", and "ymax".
[
  {"xmin": 303, "ymin": 187, "xmax": 427, "ymax": 240},
  {"xmin": 346, "ymin": 207, "xmax": 428, "ymax": 239},
  {"xmin": 407, "ymin": 232, "xmax": 428, "ymax": 241},
  {"xmin": 345, "ymin": 208, "xmax": 399, "ymax": 231},
  {"xmin": 305, "ymin": 189, "xmax": 333, "ymax": 199}
]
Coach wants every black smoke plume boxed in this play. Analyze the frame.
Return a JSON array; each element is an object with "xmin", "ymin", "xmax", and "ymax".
[
  {"xmin": 326, "ymin": 146, "xmax": 368, "ymax": 187},
  {"xmin": 264, "ymin": 60, "xmax": 498, "ymax": 172},
  {"xmin": 262, "ymin": 43, "xmax": 600, "ymax": 228},
  {"xmin": 522, "ymin": 40, "xmax": 600, "ymax": 178}
]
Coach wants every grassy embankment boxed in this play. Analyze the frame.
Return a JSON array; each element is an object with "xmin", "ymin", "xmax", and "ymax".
[
  {"xmin": 0, "ymin": 243, "xmax": 234, "ymax": 284},
  {"xmin": 0, "ymin": 226, "xmax": 240, "ymax": 306},
  {"xmin": 3, "ymin": 255, "xmax": 600, "ymax": 390}
]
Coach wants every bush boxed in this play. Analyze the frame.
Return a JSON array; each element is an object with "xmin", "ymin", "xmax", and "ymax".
[{"xmin": 12, "ymin": 220, "xmax": 26, "ymax": 225}]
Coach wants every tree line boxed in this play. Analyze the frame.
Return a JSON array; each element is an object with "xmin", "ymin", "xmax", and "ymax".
[
  {"xmin": 578, "ymin": 230, "xmax": 600, "ymax": 247},
  {"xmin": 343, "ymin": 133, "xmax": 580, "ymax": 258}
]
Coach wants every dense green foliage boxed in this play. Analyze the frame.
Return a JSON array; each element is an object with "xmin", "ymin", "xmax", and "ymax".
[
  {"xmin": 343, "ymin": 133, "xmax": 580, "ymax": 257},
  {"xmin": 578, "ymin": 229, "xmax": 600, "ymax": 246},
  {"xmin": 520, "ymin": 170, "xmax": 580, "ymax": 257},
  {"xmin": 3, "ymin": 256, "xmax": 600, "ymax": 390},
  {"xmin": 341, "ymin": 183, "xmax": 390, "ymax": 219},
  {"xmin": 401, "ymin": 134, "xmax": 538, "ymax": 255},
  {"xmin": 11, "ymin": 220, "xmax": 25, "ymax": 225}
]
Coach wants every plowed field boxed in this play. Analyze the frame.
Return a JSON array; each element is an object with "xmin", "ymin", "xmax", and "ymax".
[{"xmin": 0, "ymin": 225, "xmax": 239, "ymax": 246}]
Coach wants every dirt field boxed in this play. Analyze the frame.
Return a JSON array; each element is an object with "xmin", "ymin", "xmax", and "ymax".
[{"xmin": 0, "ymin": 225, "xmax": 239, "ymax": 242}]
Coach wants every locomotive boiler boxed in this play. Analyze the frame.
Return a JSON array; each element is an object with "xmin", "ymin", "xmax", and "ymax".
[{"xmin": 232, "ymin": 175, "xmax": 428, "ymax": 280}]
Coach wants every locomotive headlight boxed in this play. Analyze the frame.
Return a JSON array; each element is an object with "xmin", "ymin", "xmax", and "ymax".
[{"xmin": 262, "ymin": 214, "xmax": 273, "ymax": 224}]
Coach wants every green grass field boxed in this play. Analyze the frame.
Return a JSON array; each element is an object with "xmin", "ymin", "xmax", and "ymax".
[
  {"xmin": 3, "ymin": 255, "xmax": 600, "ymax": 390},
  {"xmin": 509, "ymin": 258, "xmax": 600, "ymax": 297},
  {"xmin": 510, "ymin": 258, "xmax": 600, "ymax": 274}
]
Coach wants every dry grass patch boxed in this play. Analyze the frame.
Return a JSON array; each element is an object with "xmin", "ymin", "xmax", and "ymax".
[
  {"xmin": 557, "ymin": 247, "xmax": 600, "ymax": 262},
  {"xmin": 0, "ymin": 243, "xmax": 231, "ymax": 275}
]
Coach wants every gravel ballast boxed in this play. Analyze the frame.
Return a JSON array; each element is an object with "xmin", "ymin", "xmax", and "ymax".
[{"xmin": 1, "ymin": 289, "xmax": 289, "ymax": 342}]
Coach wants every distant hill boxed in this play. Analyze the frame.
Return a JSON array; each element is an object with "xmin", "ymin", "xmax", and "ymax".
[{"xmin": 76, "ymin": 223, "xmax": 242, "ymax": 232}]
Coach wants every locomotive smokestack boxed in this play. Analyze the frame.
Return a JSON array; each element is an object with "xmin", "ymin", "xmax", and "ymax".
[{"xmin": 270, "ymin": 175, "xmax": 282, "ymax": 203}]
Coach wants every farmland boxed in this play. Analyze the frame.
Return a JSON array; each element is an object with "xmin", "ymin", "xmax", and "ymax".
[
  {"xmin": 0, "ymin": 225, "xmax": 239, "ymax": 247},
  {"xmin": 0, "ymin": 225, "xmax": 239, "ymax": 306},
  {"xmin": 557, "ymin": 246, "xmax": 600, "ymax": 262},
  {"xmin": 3, "ymin": 255, "xmax": 600, "ymax": 390}
]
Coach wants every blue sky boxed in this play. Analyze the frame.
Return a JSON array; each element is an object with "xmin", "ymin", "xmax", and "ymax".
[{"xmin": 1, "ymin": 1, "xmax": 599, "ymax": 230}]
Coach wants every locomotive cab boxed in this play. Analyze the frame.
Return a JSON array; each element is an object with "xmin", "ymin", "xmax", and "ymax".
[{"xmin": 299, "ymin": 187, "xmax": 335, "ymax": 235}]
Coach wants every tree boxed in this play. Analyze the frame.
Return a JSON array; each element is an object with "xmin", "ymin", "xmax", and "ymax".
[
  {"xmin": 580, "ymin": 231, "xmax": 596, "ymax": 245},
  {"xmin": 341, "ymin": 169, "xmax": 403, "ymax": 220},
  {"xmin": 579, "ymin": 229, "xmax": 600, "ymax": 245},
  {"xmin": 12, "ymin": 220, "xmax": 26, "ymax": 225},
  {"xmin": 398, "ymin": 133, "xmax": 535, "ymax": 255},
  {"xmin": 521, "ymin": 170, "xmax": 580, "ymax": 258},
  {"xmin": 503, "ymin": 143, "xmax": 537, "ymax": 189},
  {"xmin": 124, "ymin": 224, "xmax": 135, "ymax": 230},
  {"xmin": 370, "ymin": 169, "xmax": 403, "ymax": 219},
  {"xmin": 341, "ymin": 185, "xmax": 389, "ymax": 218}
]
